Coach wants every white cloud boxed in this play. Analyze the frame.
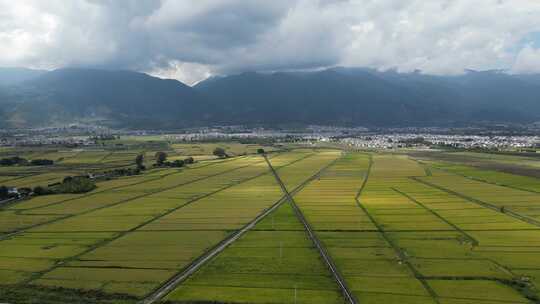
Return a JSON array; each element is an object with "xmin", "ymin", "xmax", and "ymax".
[
  {"xmin": 2, "ymin": 0, "xmax": 540, "ymax": 84},
  {"xmin": 341, "ymin": 0, "xmax": 540, "ymax": 75},
  {"xmin": 147, "ymin": 61, "xmax": 212, "ymax": 86},
  {"xmin": 512, "ymin": 45, "xmax": 540, "ymax": 74}
]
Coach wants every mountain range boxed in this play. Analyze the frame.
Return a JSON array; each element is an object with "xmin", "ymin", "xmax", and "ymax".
[{"xmin": 1, "ymin": 67, "xmax": 539, "ymax": 128}]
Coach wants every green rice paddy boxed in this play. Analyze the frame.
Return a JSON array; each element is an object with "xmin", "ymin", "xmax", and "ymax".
[{"xmin": 1, "ymin": 146, "xmax": 539, "ymax": 303}]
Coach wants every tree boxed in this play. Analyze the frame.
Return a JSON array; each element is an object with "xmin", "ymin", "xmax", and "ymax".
[
  {"xmin": 33, "ymin": 186, "xmax": 52, "ymax": 196},
  {"xmin": 172, "ymin": 159, "xmax": 185, "ymax": 167},
  {"xmin": 0, "ymin": 186, "xmax": 8, "ymax": 199},
  {"xmin": 0, "ymin": 156, "xmax": 27, "ymax": 166},
  {"xmin": 213, "ymin": 147, "xmax": 227, "ymax": 158},
  {"xmin": 30, "ymin": 159, "xmax": 54, "ymax": 166},
  {"xmin": 56, "ymin": 177, "xmax": 96, "ymax": 194},
  {"xmin": 184, "ymin": 157, "xmax": 195, "ymax": 164},
  {"xmin": 155, "ymin": 151, "xmax": 168, "ymax": 165},
  {"xmin": 19, "ymin": 187, "xmax": 32, "ymax": 196},
  {"xmin": 135, "ymin": 154, "xmax": 145, "ymax": 169},
  {"xmin": 257, "ymin": 148, "xmax": 265, "ymax": 154}
]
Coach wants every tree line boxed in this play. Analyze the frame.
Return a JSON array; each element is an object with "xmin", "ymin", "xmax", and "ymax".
[
  {"xmin": 1, "ymin": 175, "xmax": 97, "ymax": 200},
  {"xmin": 152, "ymin": 152, "xmax": 195, "ymax": 168},
  {"xmin": 0, "ymin": 156, "xmax": 54, "ymax": 166},
  {"xmin": 1, "ymin": 147, "xmax": 236, "ymax": 201}
]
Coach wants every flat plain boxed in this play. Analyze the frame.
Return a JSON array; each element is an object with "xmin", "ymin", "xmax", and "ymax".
[{"xmin": 1, "ymin": 143, "xmax": 539, "ymax": 304}]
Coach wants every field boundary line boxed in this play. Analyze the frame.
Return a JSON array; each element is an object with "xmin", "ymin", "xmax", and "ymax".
[
  {"xmin": 139, "ymin": 193, "xmax": 288, "ymax": 304},
  {"xmin": 391, "ymin": 187, "xmax": 479, "ymax": 247},
  {"xmin": 10, "ymin": 155, "xmax": 254, "ymax": 212},
  {"xmin": 263, "ymin": 153, "xmax": 358, "ymax": 304},
  {"xmin": 24, "ymin": 169, "xmax": 267, "ymax": 284},
  {"xmin": 139, "ymin": 152, "xmax": 327, "ymax": 304},
  {"xmin": 3, "ymin": 171, "xmax": 171, "ymax": 213},
  {"xmin": 0, "ymin": 172, "xmax": 44, "ymax": 186},
  {"xmin": 411, "ymin": 176, "xmax": 540, "ymax": 228},
  {"xmin": 0, "ymin": 197, "xmax": 26, "ymax": 209},
  {"xmin": 23, "ymin": 153, "xmax": 309, "ymax": 285},
  {"xmin": 426, "ymin": 162, "xmax": 540, "ymax": 195},
  {"xmin": 97, "ymin": 151, "xmax": 115, "ymax": 163},
  {"xmin": 2, "ymin": 154, "xmax": 253, "ymax": 212},
  {"xmin": 354, "ymin": 153, "xmax": 372, "ymax": 201},
  {"xmin": 408, "ymin": 157, "xmax": 433, "ymax": 177},
  {"xmin": 354, "ymin": 154, "xmax": 440, "ymax": 304},
  {"xmin": 455, "ymin": 170, "xmax": 540, "ymax": 194},
  {"xmin": 0, "ymin": 155, "xmax": 279, "ymax": 241}
]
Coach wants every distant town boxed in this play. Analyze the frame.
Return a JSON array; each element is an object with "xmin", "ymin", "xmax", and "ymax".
[{"xmin": 1, "ymin": 123, "xmax": 539, "ymax": 151}]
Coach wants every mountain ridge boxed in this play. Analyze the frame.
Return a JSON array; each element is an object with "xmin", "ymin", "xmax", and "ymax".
[
  {"xmin": 0, "ymin": 67, "xmax": 539, "ymax": 128},
  {"xmin": 0, "ymin": 67, "xmax": 46, "ymax": 86}
]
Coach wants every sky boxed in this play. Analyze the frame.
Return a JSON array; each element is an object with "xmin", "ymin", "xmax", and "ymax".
[{"xmin": 2, "ymin": 0, "xmax": 540, "ymax": 85}]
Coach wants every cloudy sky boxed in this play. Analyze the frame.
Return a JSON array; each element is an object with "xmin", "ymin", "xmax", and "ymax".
[{"xmin": 2, "ymin": 0, "xmax": 540, "ymax": 85}]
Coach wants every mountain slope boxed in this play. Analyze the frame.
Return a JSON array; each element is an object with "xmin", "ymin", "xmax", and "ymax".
[
  {"xmin": 1, "ymin": 68, "xmax": 207, "ymax": 128},
  {"xmin": 1, "ymin": 67, "xmax": 540, "ymax": 128},
  {"xmin": 195, "ymin": 70, "xmax": 460, "ymax": 126},
  {"xmin": 195, "ymin": 69, "xmax": 540, "ymax": 126},
  {"xmin": 0, "ymin": 68, "xmax": 46, "ymax": 86}
]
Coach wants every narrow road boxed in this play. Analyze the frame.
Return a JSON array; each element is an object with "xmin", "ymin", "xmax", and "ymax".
[
  {"xmin": 356, "ymin": 156, "xmax": 440, "ymax": 304},
  {"xmin": 139, "ymin": 194, "xmax": 288, "ymax": 304},
  {"xmin": 140, "ymin": 153, "xmax": 335, "ymax": 304},
  {"xmin": 263, "ymin": 154, "xmax": 358, "ymax": 304}
]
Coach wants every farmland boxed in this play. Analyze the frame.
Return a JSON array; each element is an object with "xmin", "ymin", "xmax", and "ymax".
[
  {"xmin": 1, "ymin": 143, "xmax": 540, "ymax": 304},
  {"xmin": 0, "ymin": 140, "xmax": 277, "ymax": 190}
]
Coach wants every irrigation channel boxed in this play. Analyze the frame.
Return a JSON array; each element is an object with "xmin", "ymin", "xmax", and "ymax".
[
  {"xmin": 412, "ymin": 176, "xmax": 540, "ymax": 228},
  {"xmin": 354, "ymin": 154, "xmax": 441, "ymax": 304},
  {"xmin": 263, "ymin": 154, "xmax": 358, "ymax": 304},
  {"xmin": 140, "ymin": 153, "xmax": 342, "ymax": 304}
]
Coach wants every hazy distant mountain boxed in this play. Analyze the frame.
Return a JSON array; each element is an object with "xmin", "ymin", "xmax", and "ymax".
[
  {"xmin": 196, "ymin": 68, "xmax": 540, "ymax": 126},
  {"xmin": 195, "ymin": 69, "xmax": 461, "ymax": 126},
  {"xmin": 0, "ymin": 68, "xmax": 46, "ymax": 86},
  {"xmin": 346, "ymin": 68, "xmax": 540, "ymax": 122},
  {"xmin": 0, "ymin": 68, "xmax": 207, "ymax": 128},
  {"xmin": 0, "ymin": 67, "xmax": 539, "ymax": 128}
]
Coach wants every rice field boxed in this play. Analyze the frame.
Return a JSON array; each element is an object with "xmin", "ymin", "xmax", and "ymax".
[
  {"xmin": 170, "ymin": 142, "xmax": 278, "ymax": 157},
  {"xmin": 0, "ymin": 142, "xmax": 275, "ymax": 190},
  {"xmin": 1, "ymin": 148, "xmax": 539, "ymax": 303},
  {"xmin": 166, "ymin": 202, "xmax": 344, "ymax": 304},
  {"xmin": 280, "ymin": 152, "xmax": 539, "ymax": 303},
  {"xmin": 428, "ymin": 162, "xmax": 540, "ymax": 192}
]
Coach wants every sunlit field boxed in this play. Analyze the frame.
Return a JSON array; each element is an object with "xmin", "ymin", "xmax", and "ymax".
[{"xmin": 1, "ymin": 145, "xmax": 539, "ymax": 304}]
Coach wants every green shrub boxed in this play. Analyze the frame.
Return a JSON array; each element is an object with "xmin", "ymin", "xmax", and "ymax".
[{"xmin": 55, "ymin": 177, "xmax": 96, "ymax": 194}]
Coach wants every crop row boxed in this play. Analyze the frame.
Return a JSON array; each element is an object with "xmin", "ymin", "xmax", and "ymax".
[
  {"xmin": 428, "ymin": 161, "xmax": 540, "ymax": 193},
  {"xmin": 0, "ymin": 152, "xmax": 311, "ymax": 299},
  {"xmin": 360, "ymin": 154, "xmax": 538, "ymax": 303},
  {"xmin": 165, "ymin": 203, "xmax": 343, "ymax": 304},
  {"xmin": 160, "ymin": 150, "xmax": 344, "ymax": 303},
  {"xmin": 290, "ymin": 153, "xmax": 436, "ymax": 304},
  {"xmin": 418, "ymin": 169, "xmax": 540, "ymax": 222},
  {"xmin": 285, "ymin": 153, "xmax": 538, "ymax": 303},
  {"xmin": 0, "ymin": 156, "xmax": 252, "ymax": 234}
]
